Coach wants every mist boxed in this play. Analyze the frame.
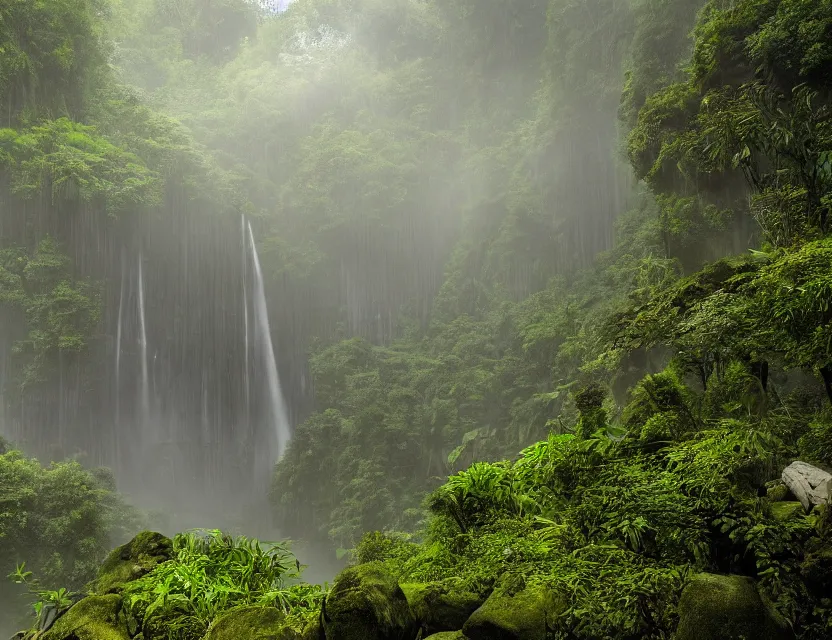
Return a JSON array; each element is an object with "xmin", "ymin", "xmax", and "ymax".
[
  {"xmin": 1, "ymin": 0, "xmax": 638, "ymax": 543},
  {"xmin": 5, "ymin": 0, "xmax": 832, "ymax": 637}
]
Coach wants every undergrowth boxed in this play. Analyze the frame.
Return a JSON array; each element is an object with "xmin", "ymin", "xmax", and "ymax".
[
  {"xmin": 356, "ymin": 371, "xmax": 832, "ymax": 639},
  {"xmin": 120, "ymin": 530, "xmax": 324, "ymax": 638}
]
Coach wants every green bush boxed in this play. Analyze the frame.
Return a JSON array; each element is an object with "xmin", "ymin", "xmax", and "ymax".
[
  {"xmin": 122, "ymin": 530, "xmax": 325, "ymax": 638},
  {"xmin": 0, "ymin": 449, "xmax": 142, "ymax": 628},
  {"xmin": 0, "ymin": 451, "xmax": 141, "ymax": 589},
  {"xmin": 797, "ymin": 412, "xmax": 832, "ymax": 467}
]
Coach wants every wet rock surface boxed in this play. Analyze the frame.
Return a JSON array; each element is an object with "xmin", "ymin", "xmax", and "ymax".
[
  {"xmin": 95, "ymin": 531, "xmax": 173, "ymax": 595},
  {"xmin": 321, "ymin": 562, "xmax": 417, "ymax": 640},
  {"xmin": 674, "ymin": 573, "xmax": 793, "ymax": 640},
  {"xmin": 781, "ymin": 462, "xmax": 832, "ymax": 511},
  {"xmin": 462, "ymin": 584, "xmax": 563, "ymax": 640},
  {"xmin": 205, "ymin": 607, "xmax": 298, "ymax": 640},
  {"xmin": 401, "ymin": 581, "xmax": 484, "ymax": 635},
  {"xmin": 39, "ymin": 595, "xmax": 129, "ymax": 640}
]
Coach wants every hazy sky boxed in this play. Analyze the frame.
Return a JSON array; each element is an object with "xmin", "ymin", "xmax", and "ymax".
[{"xmin": 262, "ymin": 0, "xmax": 295, "ymax": 12}]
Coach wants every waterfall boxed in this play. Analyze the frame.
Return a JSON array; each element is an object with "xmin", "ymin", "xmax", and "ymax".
[
  {"xmin": 114, "ymin": 255, "xmax": 125, "ymax": 468},
  {"xmin": 246, "ymin": 222, "xmax": 291, "ymax": 471},
  {"xmin": 242, "ymin": 216, "xmax": 251, "ymax": 445},
  {"xmin": 137, "ymin": 253, "xmax": 150, "ymax": 433}
]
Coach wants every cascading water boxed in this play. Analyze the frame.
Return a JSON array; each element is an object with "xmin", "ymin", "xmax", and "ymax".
[
  {"xmin": 242, "ymin": 215, "xmax": 251, "ymax": 449},
  {"xmin": 246, "ymin": 221, "xmax": 291, "ymax": 476},
  {"xmin": 114, "ymin": 254, "xmax": 125, "ymax": 472},
  {"xmin": 137, "ymin": 253, "xmax": 150, "ymax": 433},
  {"xmin": 1, "ymin": 215, "xmax": 294, "ymax": 531}
]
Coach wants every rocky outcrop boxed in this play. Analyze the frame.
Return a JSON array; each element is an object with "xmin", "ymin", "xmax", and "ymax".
[
  {"xmin": 674, "ymin": 573, "xmax": 793, "ymax": 640},
  {"xmin": 462, "ymin": 584, "xmax": 563, "ymax": 640},
  {"xmin": 95, "ymin": 531, "xmax": 173, "ymax": 594},
  {"xmin": 401, "ymin": 581, "xmax": 484, "ymax": 635},
  {"xmin": 321, "ymin": 562, "xmax": 417, "ymax": 640},
  {"xmin": 39, "ymin": 595, "xmax": 129, "ymax": 640},
  {"xmin": 205, "ymin": 607, "xmax": 298, "ymax": 640},
  {"xmin": 781, "ymin": 462, "xmax": 831, "ymax": 511}
]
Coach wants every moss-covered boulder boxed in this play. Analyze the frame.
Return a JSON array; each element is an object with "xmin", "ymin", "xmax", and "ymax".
[
  {"xmin": 401, "ymin": 581, "xmax": 484, "ymax": 634},
  {"xmin": 300, "ymin": 619, "xmax": 325, "ymax": 640},
  {"xmin": 205, "ymin": 606, "xmax": 298, "ymax": 640},
  {"xmin": 322, "ymin": 562, "xmax": 417, "ymax": 640},
  {"xmin": 424, "ymin": 633, "xmax": 466, "ymax": 640},
  {"xmin": 95, "ymin": 531, "xmax": 172, "ymax": 594},
  {"xmin": 462, "ymin": 584, "xmax": 563, "ymax": 640},
  {"xmin": 767, "ymin": 481, "xmax": 792, "ymax": 502},
  {"xmin": 674, "ymin": 573, "xmax": 793, "ymax": 640},
  {"xmin": 770, "ymin": 501, "xmax": 805, "ymax": 521},
  {"xmin": 39, "ymin": 595, "xmax": 130, "ymax": 640}
]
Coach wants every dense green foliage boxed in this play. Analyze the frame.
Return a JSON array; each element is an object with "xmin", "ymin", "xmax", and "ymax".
[
  {"xmin": 0, "ymin": 445, "xmax": 141, "ymax": 629},
  {"xmin": 358, "ymin": 414, "xmax": 830, "ymax": 638},
  {"xmin": 120, "ymin": 530, "xmax": 324, "ymax": 638},
  {"xmin": 268, "ymin": 0, "xmax": 832, "ymax": 559},
  {"xmin": 0, "ymin": 238, "xmax": 101, "ymax": 392},
  {"xmin": 2, "ymin": 0, "xmax": 832, "ymax": 637}
]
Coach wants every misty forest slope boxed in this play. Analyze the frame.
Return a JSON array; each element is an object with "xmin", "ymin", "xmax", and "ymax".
[{"xmin": 2, "ymin": 0, "xmax": 832, "ymax": 638}]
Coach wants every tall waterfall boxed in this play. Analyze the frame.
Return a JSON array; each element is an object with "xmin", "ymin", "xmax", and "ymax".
[
  {"xmin": 137, "ymin": 253, "xmax": 150, "ymax": 432},
  {"xmin": 114, "ymin": 254, "xmax": 125, "ymax": 470},
  {"xmin": 246, "ymin": 222, "xmax": 291, "ymax": 470},
  {"xmin": 242, "ymin": 215, "xmax": 251, "ymax": 445},
  {"xmin": 1, "ymin": 218, "xmax": 295, "ymax": 528}
]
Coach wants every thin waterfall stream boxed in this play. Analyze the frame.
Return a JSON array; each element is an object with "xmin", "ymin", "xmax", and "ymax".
[
  {"xmin": 246, "ymin": 221, "xmax": 291, "ymax": 470},
  {"xmin": 137, "ymin": 253, "xmax": 150, "ymax": 435}
]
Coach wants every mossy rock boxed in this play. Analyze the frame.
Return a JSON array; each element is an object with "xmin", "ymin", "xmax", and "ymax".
[
  {"xmin": 675, "ymin": 573, "xmax": 793, "ymax": 640},
  {"xmin": 137, "ymin": 604, "xmax": 204, "ymax": 640},
  {"xmin": 205, "ymin": 606, "xmax": 298, "ymax": 640},
  {"xmin": 401, "ymin": 581, "xmax": 483, "ymax": 634},
  {"xmin": 462, "ymin": 584, "xmax": 563, "ymax": 640},
  {"xmin": 766, "ymin": 481, "xmax": 792, "ymax": 502},
  {"xmin": 424, "ymin": 633, "xmax": 466, "ymax": 640},
  {"xmin": 322, "ymin": 562, "xmax": 417, "ymax": 640},
  {"xmin": 769, "ymin": 501, "xmax": 805, "ymax": 522},
  {"xmin": 300, "ymin": 619, "xmax": 325, "ymax": 640},
  {"xmin": 40, "ymin": 595, "xmax": 130, "ymax": 640},
  {"xmin": 96, "ymin": 531, "xmax": 172, "ymax": 594}
]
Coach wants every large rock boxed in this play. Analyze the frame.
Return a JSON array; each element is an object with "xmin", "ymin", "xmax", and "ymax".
[
  {"xmin": 424, "ymin": 633, "xmax": 466, "ymax": 640},
  {"xmin": 462, "ymin": 584, "xmax": 563, "ymax": 640},
  {"xmin": 322, "ymin": 562, "xmax": 417, "ymax": 640},
  {"xmin": 781, "ymin": 462, "xmax": 831, "ymax": 511},
  {"xmin": 205, "ymin": 606, "xmax": 298, "ymax": 640},
  {"xmin": 674, "ymin": 573, "xmax": 793, "ymax": 640},
  {"xmin": 766, "ymin": 481, "xmax": 792, "ymax": 502},
  {"xmin": 401, "ymin": 581, "xmax": 484, "ymax": 634},
  {"xmin": 95, "ymin": 531, "xmax": 172, "ymax": 594},
  {"xmin": 39, "ymin": 595, "xmax": 130, "ymax": 640}
]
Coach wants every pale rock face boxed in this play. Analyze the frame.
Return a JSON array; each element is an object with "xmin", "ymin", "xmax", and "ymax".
[{"xmin": 781, "ymin": 461, "xmax": 832, "ymax": 511}]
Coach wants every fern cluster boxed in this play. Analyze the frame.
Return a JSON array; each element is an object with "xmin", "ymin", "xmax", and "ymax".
[{"xmin": 121, "ymin": 530, "xmax": 324, "ymax": 638}]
